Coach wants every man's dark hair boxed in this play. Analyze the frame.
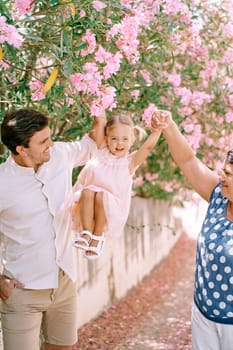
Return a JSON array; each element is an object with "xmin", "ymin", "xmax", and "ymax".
[
  {"xmin": 226, "ymin": 150, "xmax": 233, "ymax": 164},
  {"xmin": 1, "ymin": 109, "xmax": 49, "ymax": 155}
]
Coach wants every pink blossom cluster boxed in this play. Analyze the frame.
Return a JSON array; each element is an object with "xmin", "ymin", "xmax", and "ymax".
[
  {"xmin": 3, "ymin": 0, "xmax": 233, "ymax": 198},
  {"xmin": 133, "ymin": 172, "xmax": 159, "ymax": 187},
  {"xmin": 165, "ymin": 70, "xmax": 182, "ymax": 88},
  {"xmin": 107, "ymin": 15, "xmax": 140, "ymax": 64},
  {"xmin": 12, "ymin": 0, "xmax": 35, "ymax": 19},
  {"xmin": 174, "ymin": 87, "xmax": 213, "ymax": 110},
  {"xmin": 182, "ymin": 123, "xmax": 202, "ymax": 152},
  {"xmin": 93, "ymin": 0, "xmax": 107, "ymax": 11},
  {"xmin": 0, "ymin": 16, "xmax": 23, "ymax": 47},
  {"xmin": 29, "ymin": 78, "xmax": 45, "ymax": 101},
  {"xmin": 140, "ymin": 69, "xmax": 152, "ymax": 86},
  {"xmin": 80, "ymin": 30, "xmax": 97, "ymax": 57},
  {"xmin": 70, "ymin": 61, "xmax": 117, "ymax": 117},
  {"xmin": 70, "ymin": 62, "xmax": 102, "ymax": 95},
  {"xmin": 95, "ymin": 46, "xmax": 122, "ymax": 79},
  {"xmin": 163, "ymin": 0, "xmax": 190, "ymax": 18},
  {"xmin": 142, "ymin": 103, "xmax": 158, "ymax": 127},
  {"xmin": 106, "ymin": 0, "xmax": 159, "ymax": 65},
  {"xmin": 158, "ymin": 179, "xmax": 180, "ymax": 193}
]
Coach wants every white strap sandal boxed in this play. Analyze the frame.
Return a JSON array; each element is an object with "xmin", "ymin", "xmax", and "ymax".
[
  {"xmin": 72, "ymin": 230, "xmax": 92, "ymax": 250},
  {"xmin": 84, "ymin": 233, "xmax": 105, "ymax": 260}
]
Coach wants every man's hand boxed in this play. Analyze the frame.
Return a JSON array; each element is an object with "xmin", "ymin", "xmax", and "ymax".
[{"xmin": 0, "ymin": 275, "xmax": 24, "ymax": 300}]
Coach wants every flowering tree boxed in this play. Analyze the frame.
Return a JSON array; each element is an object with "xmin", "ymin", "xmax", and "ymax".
[{"xmin": 1, "ymin": 0, "xmax": 233, "ymax": 200}]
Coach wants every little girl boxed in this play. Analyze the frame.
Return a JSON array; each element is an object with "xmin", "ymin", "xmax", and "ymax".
[{"xmin": 72, "ymin": 111, "xmax": 169, "ymax": 260}]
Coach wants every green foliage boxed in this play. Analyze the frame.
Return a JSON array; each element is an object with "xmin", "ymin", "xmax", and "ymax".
[{"xmin": 1, "ymin": 0, "xmax": 233, "ymax": 200}]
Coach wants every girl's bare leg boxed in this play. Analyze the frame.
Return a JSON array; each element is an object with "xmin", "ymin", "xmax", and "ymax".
[
  {"xmin": 86, "ymin": 192, "xmax": 106, "ymax": 256},
  {"xmin": 78, "ymin": 189, "xmax": 95, "ymax": 243},
  {"xmin": 94, "ymin": 192, "xmax": 106, "ymax": 235}
]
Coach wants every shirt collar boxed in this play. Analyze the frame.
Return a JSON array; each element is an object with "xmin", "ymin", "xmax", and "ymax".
[{"xmin": 7, "ymin": 156, "xmax": 36, "ymax": 175}]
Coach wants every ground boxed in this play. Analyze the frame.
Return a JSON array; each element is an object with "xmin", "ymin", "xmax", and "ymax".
[{"xmin": 74, "ymin": 232, "xmax": 196, "ymax": 350}]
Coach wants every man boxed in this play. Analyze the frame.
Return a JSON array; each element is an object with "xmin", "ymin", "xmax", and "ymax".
[{"xmin": 0, "ymin": 108, "xmax": 105, "ymax": 350}]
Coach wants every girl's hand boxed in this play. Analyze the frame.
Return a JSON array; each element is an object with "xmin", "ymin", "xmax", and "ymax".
[{"xmin": 151, "ymin": 110, "xmax": 172, "ymax": 130}]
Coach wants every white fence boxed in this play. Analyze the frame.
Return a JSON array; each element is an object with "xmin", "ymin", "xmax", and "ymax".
[{"xmin": 76, "ymin": 196, "xmax": 184, "ymax": 328}]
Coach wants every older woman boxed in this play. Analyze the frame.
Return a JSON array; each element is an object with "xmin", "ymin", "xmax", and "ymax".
[{"xmin": 152, "ymin": 112, "xmax": 233, "ymax": 350}]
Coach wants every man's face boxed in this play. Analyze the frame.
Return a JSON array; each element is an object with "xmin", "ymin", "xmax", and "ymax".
[{"xmin": 17, "ymin": 126, "xmax": 54, "ymax": 170}]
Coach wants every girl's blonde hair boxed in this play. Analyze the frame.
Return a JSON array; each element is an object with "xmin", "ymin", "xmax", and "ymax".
[{"xmin": 105, "ymin": 114, "xmax": 146, "ymax": 143}]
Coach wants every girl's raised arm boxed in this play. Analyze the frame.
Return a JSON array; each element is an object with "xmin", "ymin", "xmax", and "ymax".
[
  {"xmin": 89, "ymin": 115, "xmax": 106, "ymax": 148},
  {"xmin": 129, "ymin": 128, "xmax": 162, "ymax": 174},
  {"xmin": 129, "ymin": 110, "xmax": 170, "ymax": 174}
]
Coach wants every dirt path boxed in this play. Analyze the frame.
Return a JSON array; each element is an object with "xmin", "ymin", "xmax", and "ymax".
[{"xmin": 74, "ymin": 233, "xmax": 196, "ymax": 350}]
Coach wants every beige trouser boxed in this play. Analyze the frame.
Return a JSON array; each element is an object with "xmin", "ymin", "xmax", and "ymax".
[
  {"xmin": 192, "ymin": 303, "xmax": 233, "ymax": 350},
  {"xmin": 0, "ymin": 270, "xmax": 78, "ymax": 350}
]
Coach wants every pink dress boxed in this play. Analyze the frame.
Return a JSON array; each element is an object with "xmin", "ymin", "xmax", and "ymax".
[{"xmin": 73, "ymin": 147, "xmax": 133, "ymax": 237}]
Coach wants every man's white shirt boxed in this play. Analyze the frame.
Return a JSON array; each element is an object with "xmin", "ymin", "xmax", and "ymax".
[{"xmin": 0, "ymin": 136, "xmax": 97, "ymax": 288}]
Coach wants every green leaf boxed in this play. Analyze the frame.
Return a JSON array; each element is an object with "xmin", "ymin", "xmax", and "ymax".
[
  {"xmin": 0, "ymin": 1, "xmax": 11, "ymax": 19},
  {"xmin": 72, "ymin": 43, "xmax": 87, "ymax": 51}
]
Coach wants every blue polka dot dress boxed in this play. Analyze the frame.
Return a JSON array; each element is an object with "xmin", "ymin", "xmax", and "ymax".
[{"xmin": 194, "ymin": 183, "xmax": 233, "ymax": 324}]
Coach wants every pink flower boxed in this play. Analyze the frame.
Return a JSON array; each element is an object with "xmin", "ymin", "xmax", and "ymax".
[
  {"xmin": 90, "ymin": 85, "xmax": 117, "ymax": 116},
  {"xmin": 182, "ymin": 123, "xmax": 194, "ymax": 133},
  {"xmin": 222, "ymin": 49, "xmax": 233, "ymax": 64},
  {"xmin": 174, "ymin": 87, "xmax": 192, "ymax": 106},
  {"xmin": 178, "ymin": 106, "xmax": 193, "ymax": 117},
  {"xmin": 225, "ymin": 77, "xmax": 233, "ymax": 92},
  {"xmin": 93, "ymin": 1, "xmax": 107, "ymax": 11},
  {"xmin": 131, "ymin": 90, "xmax": 140, "ymax": 102},
  {"xmin": 222, "ymin": 23, "xmax": 233, "ymax": 38},
  {"xmin": 70, "ymin": 73, "xmax": 88, "ymax": 92},
  {"xmin": 13, "ymin": 0, "xmax": 35, "ymax": 19},
  {"xmin": 142, "ymin": 103, "xmax": 158, "ymax": 127},
  {"xmin": 80, "ymin": 30, "xmax": 96, "ymax": 57},
  {"xmin": 98, "ymin": 86, "xmax": 116, "ymax": 109},
  {"xmin": 163, "ymin": 0, "xmax": 189, "ymax": 17},
  {"xmin": 90, "ymin": 87, "xmax": 117, "ymax": 116},
  {"xmin": 133, "ymin": 176, "xmax": 144, "ymax": 187},
  {"xmin": 107, "ymin": 15, "xmax": 140, "ymax": 64},
  {"xmin": 191, "ymin": 91, "xmax": 213, "ymax": 109},
  {"xmin": 167, "ymin": 70, "xmax": 182, "ymax": 87},
  {"xmin": 70, "ymin": 63, "xmax": 102, "ymax": 95},
  {"xmin": 90, "ymin": 102, "xmax": 105, "ymax": 117},
  {"xmin": 200, "ymin": 61, "xmax": 217, "ymax": 80},
  {"xmin": 225, "ymin": 111, "xmax": 233, "ymax": 123},
  {"xmin": 95, "ymin": 46, "xmax": 111, "ymax": 63},
  {"xmin": 184, "ymin": 124, "xmax": 202, "ymax": 151},
  {"xmin": 29, "ymin": 78, "xmax": 43, "ymax": 90},
  {"xmin": 145, "ymin": 173, "xmax": 158, "ymax": 181},
  {"xmin": 31, "ymin": 90, "xmax": 45, "ymax": 101},
  {"xmin": 0, "ymin": 60, "xmax": 9, "ymax": 69},
  {"xmin": 140, "ymin": 69, "xmax": 152, "ymax": 86},
  {"xmin": 79, "ymin": 10, "xmax": 86, "ymax": 18},
  {"xmin": 103, "ymin": 52, "xmax": 122, "ymax": 78},
  {"xmin": 66, "ymin": 97, "xmax": 75, "ymax": 106},
  {"xmin": 0, "ymin": 16, "xmax": 23, "ymax": 47}
]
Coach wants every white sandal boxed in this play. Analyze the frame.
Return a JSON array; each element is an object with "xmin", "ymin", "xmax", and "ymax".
[
  {"xmin": 84, "ymin": 233, "xmax": 105, "ymax": 260},
  {"xmin": 72, "ymin": 230, "xmax": 92, "ymax": 250}
]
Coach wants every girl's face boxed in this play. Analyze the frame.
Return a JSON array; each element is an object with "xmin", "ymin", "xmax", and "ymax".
[{"xmin": 106, "ymin": 124, "xmax": 133, "ymax": 157}]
